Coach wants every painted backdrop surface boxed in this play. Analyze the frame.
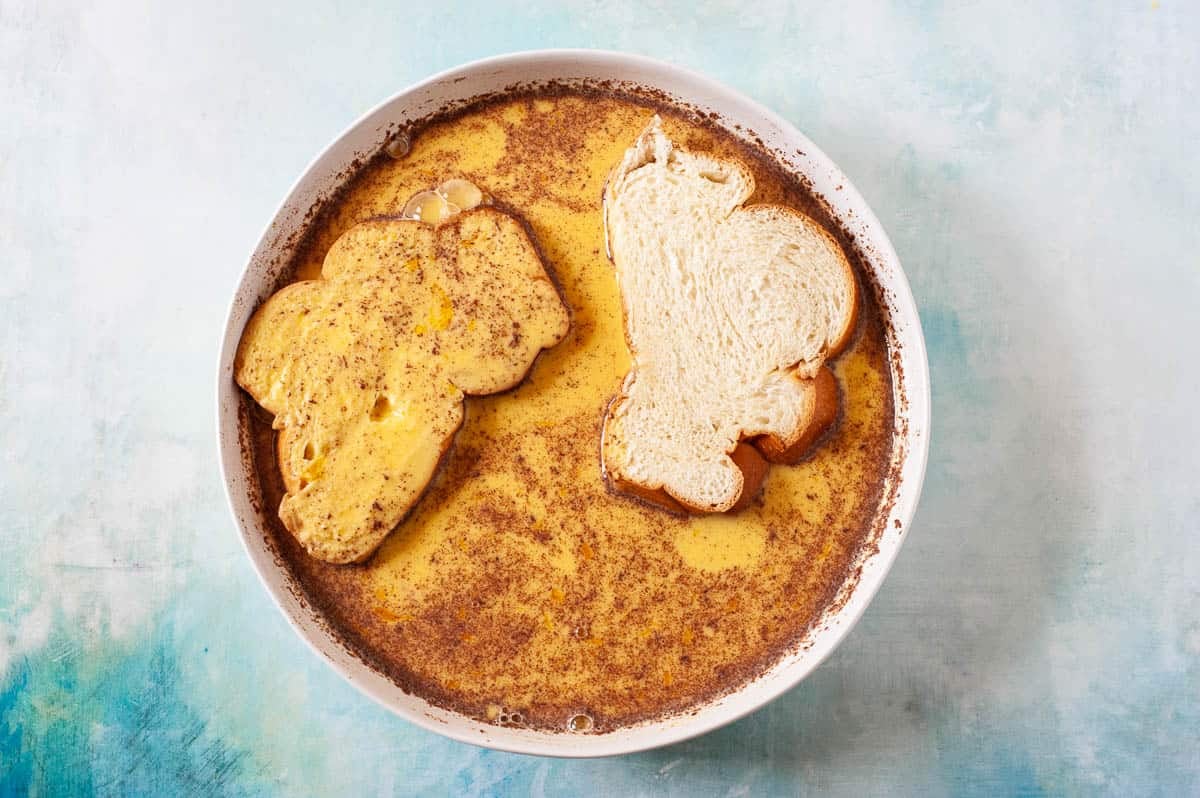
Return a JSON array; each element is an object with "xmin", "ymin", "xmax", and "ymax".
[{"xmin": 2, "ymin": 1, "xmax": 1197, "ymax": 795}]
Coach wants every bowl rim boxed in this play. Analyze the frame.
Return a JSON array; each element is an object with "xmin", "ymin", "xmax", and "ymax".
[{"xmin": 216, "ymin": 48, "xmax": 930, "ymax": 758}]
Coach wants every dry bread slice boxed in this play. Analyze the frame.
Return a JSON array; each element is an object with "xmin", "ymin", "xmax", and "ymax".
[
  {"xmin": 601, "ymin": 116, "xmax": 858, "ymax": 513},
  {"xmin": 236, "ymin": 206, "xmax": 569, "ymax": 563}
]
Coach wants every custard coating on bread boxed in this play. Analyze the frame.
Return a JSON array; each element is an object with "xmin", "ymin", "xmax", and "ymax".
[
  {"xmin": 602, "ymin": 117, "xmax": 857, "ymax": 513},
  {"xmin": 236, "ymin": 208, "xmax": 569, "ymax": 563}
]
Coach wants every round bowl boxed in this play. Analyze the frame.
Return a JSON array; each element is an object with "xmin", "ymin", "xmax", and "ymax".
[{"xmin": 216, "ymin": 49, "xmax": 930, "ymax": 757}]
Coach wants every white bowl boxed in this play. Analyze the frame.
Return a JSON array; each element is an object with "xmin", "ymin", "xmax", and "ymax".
[{"xmin": 216, "ymin": 50, "xmax": 930, "ymax": 757}]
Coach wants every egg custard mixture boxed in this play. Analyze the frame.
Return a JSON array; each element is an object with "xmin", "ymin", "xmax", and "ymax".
[{"xmin": 244, "ymin": 89, "xmax": 896, "ymax": 732}]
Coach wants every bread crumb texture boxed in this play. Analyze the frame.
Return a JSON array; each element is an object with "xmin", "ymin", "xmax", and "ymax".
[{"xmin": 602, "ymin": 117, "xmax": 858, "ymax": 512}]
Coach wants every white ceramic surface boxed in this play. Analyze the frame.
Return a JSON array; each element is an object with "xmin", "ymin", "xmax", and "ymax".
[{"xmin": 215, "ymin": 50, "xmax": 930, "ymax": 758}]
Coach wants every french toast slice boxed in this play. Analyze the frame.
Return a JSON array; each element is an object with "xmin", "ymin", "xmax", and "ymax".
[
  {"xmin": 236, "ymin": 206, "xmax": 569, "ymax": 563},
  {"xmin": 601, "ymin": 117, "xmax": 857, "ymax": 513}
]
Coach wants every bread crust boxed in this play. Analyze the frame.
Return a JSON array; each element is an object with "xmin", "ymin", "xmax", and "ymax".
[
  {"xmin": 813, "ymin": 222, "xmax": 860, "ymax": 360},
  {"xmin": 726, "ymin": 442, "xmax": 769, "ymax": 511},
  {"xmin": 753, "ymin": 366, "xmax": 840, "ymax": 464},
  {"xmin": 606, "ymin": 443, "xmax": 768, "ymax": 515},
  {"xmin": 609, "ymin": 474, "xmax": 687, "ymax": 515}
]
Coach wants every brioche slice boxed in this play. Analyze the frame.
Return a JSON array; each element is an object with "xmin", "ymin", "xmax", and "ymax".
[
  {"xmin": 236, "ymin": 206, "xmax": 569, "ymax": 563},
  {"xmin": 601, "ymin": 116, "xmax": 857, "ymax": 513}
]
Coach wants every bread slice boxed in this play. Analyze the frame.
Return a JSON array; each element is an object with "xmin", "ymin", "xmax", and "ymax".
[
  {"xmin": 601, "ymin": 116, "xmax": 857, "ymax": 513},
  {"xmin": 236, "ymin": 206, "xmax": 569, "ymax": 563}
]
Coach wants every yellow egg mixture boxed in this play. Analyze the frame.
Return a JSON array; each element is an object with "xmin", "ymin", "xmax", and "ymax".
[{"xmin": 247, "ymin": 90, "xmax": 896, "ymax": 731}]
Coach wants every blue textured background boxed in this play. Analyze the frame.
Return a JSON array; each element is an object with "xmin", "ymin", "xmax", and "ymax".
[{"xmin": 3, "ymin": 1, "xmax": 1198, "ymax": 795}]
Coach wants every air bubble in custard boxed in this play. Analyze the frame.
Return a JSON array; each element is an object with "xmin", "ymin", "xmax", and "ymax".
[
  {"xmin": 567, "ymin": 713, "xmax": 593, "ymax": 733},
  {"xmin": 437, "ymin": 178, "xmax": 483, "ymax": 211},
  {"xmin": 402, "ymin": 190, "xmax": 457, "ymax": 224},
  {"xmin": 383, "ymin": 132, "xmax": 410, "ymax": 159}
]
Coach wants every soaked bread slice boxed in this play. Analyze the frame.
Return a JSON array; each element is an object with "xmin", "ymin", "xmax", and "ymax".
[
  {"xmin": 236, "ymin": 206, "xmax": 569, "ymax": 563},
  {"xmin": 601, "ymin": 117, "xmax": 857, "ymax": 513}
]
